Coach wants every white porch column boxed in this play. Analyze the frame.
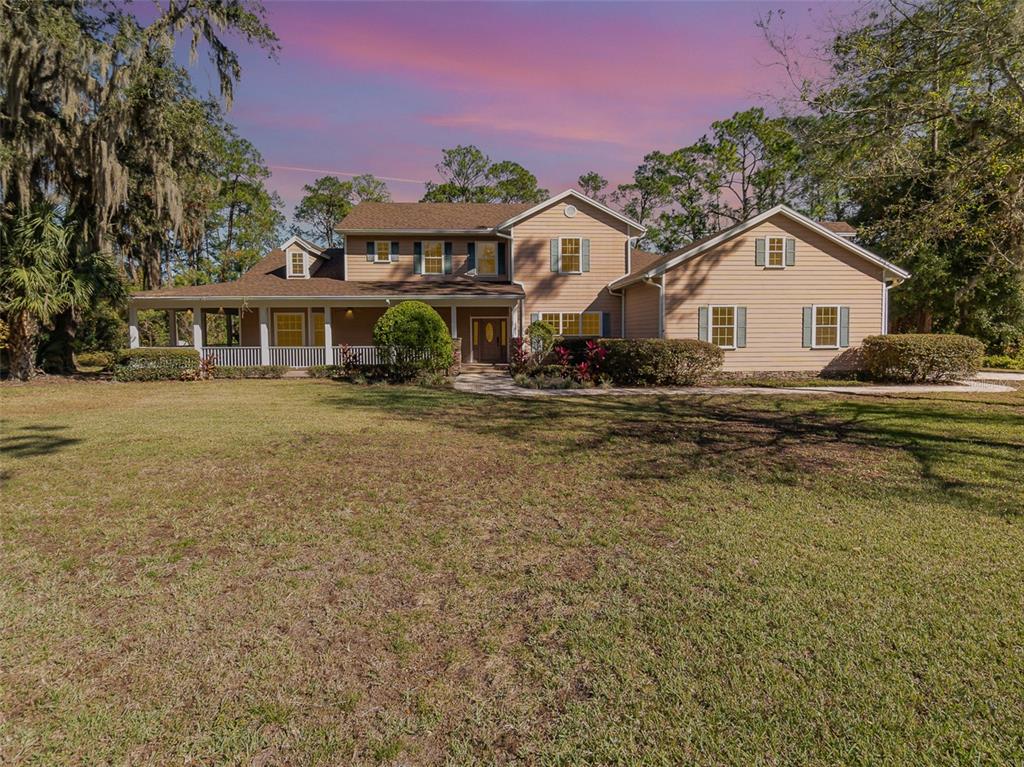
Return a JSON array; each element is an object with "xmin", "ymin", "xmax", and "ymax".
[
  {"xmin": 511, "ymin": 302, "xmax": 521, "ymax": 338},
  {"xmin": 323, "ymin": 306, "xmax": 333, "ymax": 363},
  {"xmin": 259, "ymin": 307, "xmax": 270, "ymax": 365},
  {"xmin": 128, "ymin": 304, "xmax": 140, "ymax": 349},
  {"xmin": 192, "ymin": 305, "xmax": 203, "ymax": 351},
  {"xmin": 450, "ymin": 305, "xmax": 457, "ymax": 337},
  {"xmin": 167, "ymin": 309, "xmax": 177, "ymax": 347}
]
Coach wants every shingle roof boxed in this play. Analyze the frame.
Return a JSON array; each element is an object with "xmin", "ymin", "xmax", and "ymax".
[
  {"xmin": 337, "ymin": 202, "xmax": 532, "ymax": 231},
  {"xmin": 816, "ymin": 220, "xmax": 856, "ymax": 235},
  {"xmin": 132, "ymin": 250, "xmax": 523, "ymax": 299}
]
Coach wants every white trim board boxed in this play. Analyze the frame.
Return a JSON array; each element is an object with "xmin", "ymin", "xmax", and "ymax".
[
  {"xmin": 608, "ymin": 204, "xmax": 910, "ymax": 290},
  {"xmin": 496, "ymin": 189, "xmax": 646, "ymax": 233}
]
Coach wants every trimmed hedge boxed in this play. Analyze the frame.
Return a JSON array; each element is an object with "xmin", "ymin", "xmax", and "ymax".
[
  {"xmin": 76, "ymin": 351, "xmax": 115, "ymax": 371},
  {"xmin": 114, "ymin": 348, "xmax": 201, "ymax": 381},
  {"xmin": 602, "ymin": 338, "xmax": 724, "ymax": 386},
  {"xmin": 862, "ymin": 334, "xmax": 984, "ymax": 383},
  {"xmin": 372, "ymin": 301, "xmax": 454, "ymax": 380},
  {"xmin": 307, "ymin": 364, "xmax": 346, "ymax": 379},
  {"xmin": 983, "ymin": 353, "xmax": 1024, "ymax": 370},
  {"xmin": 213, "ymin": 365, "xmax": 287, "ymax": 379}
]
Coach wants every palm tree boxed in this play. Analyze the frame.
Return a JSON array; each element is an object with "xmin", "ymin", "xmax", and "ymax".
[{"xmin": 0, "ymin": 206, "xmax": 87, "ymax": 380}]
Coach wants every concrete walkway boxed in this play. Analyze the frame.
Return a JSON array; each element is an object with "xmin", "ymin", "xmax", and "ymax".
[
  {"xmin": 976, "ymin": 370, "xmax": 1024, "ymax": 381},
  {"xmin": 453, "ymin": 371, "xmax": 1016, "ymax": 398}
]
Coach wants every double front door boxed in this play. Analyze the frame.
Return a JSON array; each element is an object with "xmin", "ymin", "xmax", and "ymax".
[{"xmin": 472, "ymin": 318, "xmax": 507, "ymax": 363}]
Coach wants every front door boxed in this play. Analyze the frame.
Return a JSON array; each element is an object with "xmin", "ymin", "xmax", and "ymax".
[{"xmin": 472, "ymin": 318, "xmax": 507, "ymax": 363}]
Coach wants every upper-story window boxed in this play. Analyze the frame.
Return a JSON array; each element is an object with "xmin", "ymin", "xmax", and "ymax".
[
  {"xmin": 423, "ymin": 241, "xmax": 444, "ymax": 274},
  {"xmin": 287, "ymin": 249, "xmax": 307, "ymax": 278},
  {"xmin": 766, "ymin": 236, "xmax": 785, "ymax": 268},
  {"xmin": 560, "ymin": 237, "xmax": 581, "ymax": 272},
  {"xmin": 477, "ymin": 242, "xmax": 498, "ymax": 274},
  {"xmin": 374, "ymin": 241, "xmax": 391, "ymax": 264}
]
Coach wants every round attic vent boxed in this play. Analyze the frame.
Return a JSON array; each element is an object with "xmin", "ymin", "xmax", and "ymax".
[{"xmin": 564, "ymin": 204, "xmax": 578, "ymax": 218}]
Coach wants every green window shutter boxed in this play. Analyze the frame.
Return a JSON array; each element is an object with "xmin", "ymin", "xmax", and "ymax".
[
  {"xmin": 466, "ymin": 242, "xmax": 476, "ymax": 271},
  {"xmin": 413, "ymin": 241, "xmax": 423, "ymax": 274},
  {"xmin": 601, "ymin": 311, "xmax": 611, "ymax": 337},
  {"xmin": 736, "ymin": 306, "xmax": 747, "ymax": 348},
  {"xmin": 550, "ymin": 239, "xmax": 559, "ymax": 271},
  {"xmin": 390, "ymin": 241, "xmax": 399, "ymax": 263},
  {"xmin": 802, "ymin": 306, "xmax": 813, "ymax": 347},
  {"xmin": 698, "ymin": 305, "xmax": 709, "ymax": 342},
  {"xmin": 443, "ymin": 242, "xmax": 453, "ymax": 274},
  {"xmin": 581, "ymin": 239, "xmax": 591, "ymax": 272},
  {"xmin": 785, "ymin": 238, "xmax": 796, "ymax": 266},
  {"xmin": 754, "ymin": 238, "xmax": 766, "ymax": 266},
  {"xmin": 497, "ymin": 242, "xmax": 507, "ymax": 275},
  {"xmin": 366, "ymin": 241, "xmax": 375, "ymax": 262},
  {"xmin": 839, "ymin": 306, "xmax": 850, "ymax": 347}
]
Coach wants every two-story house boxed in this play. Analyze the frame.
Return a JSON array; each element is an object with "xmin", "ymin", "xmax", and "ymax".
[{"xmin": 128, "ymin": 189, "xmax": 909, "ymax": 373}]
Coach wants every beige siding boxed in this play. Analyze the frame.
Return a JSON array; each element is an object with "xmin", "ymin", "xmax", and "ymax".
[
  {"xmin": 513, "ymin": 199, "xmax": 630, "ymax": 337},
  {"xmin": 662, "ymin": 214, "xmax": 885, "ymax": 372},
  {"xmin": 623, "ymin": 282, "xmax": 660, "ymax": 339},
  {"xmin": 344, "ymin": 236, "xmax": 507, "ymax": 282},
  {"xmin": 240, "ymin": 308, "xmax": 259, "ymax": 346}
]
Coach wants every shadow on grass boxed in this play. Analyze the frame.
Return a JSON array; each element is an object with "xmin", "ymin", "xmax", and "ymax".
[
  {"xmin": 319, "ymin": 385, "xmax": 1024, "ymax": 518},
  {"xmin": 0, "ymin": 422, "xmax": 82, "ymax": 459}
]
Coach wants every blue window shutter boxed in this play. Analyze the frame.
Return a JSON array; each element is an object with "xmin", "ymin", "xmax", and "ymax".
[
  {"xmin": 466, "ymin": 242, "xmax": 476, "ymax": 271},
  {"xmin": 785, "ymin": 238, "xmax": 796, "ymax": 266},
  {"xmin": 698, "ymin": 305, "xmax": 709, "ymax": 342},
  {"xmin": 550, "ymin": 239, "xmax": 559, "ymax": 271},
  {"xmin": 497, "ymin": 242, "xmax": 507, "ymax": 275},
  {"xmin": 413, "ymin": 241, "xmax": 423, "ymax": 274},
  {"xmin": 601, "ymin": 311, "xmax": 611, "ymax": 337},
  {"xmin": 736, "ymin": 306, "xmax": 747, "ymax": 348},
  {"xmin": 366, "ymin": 241, "xmax": 375, "ymax": 262},
  {"xmin": 754, "ymin": 238, "xmax": 766, "ymax": 266},
  {"xmin": 581, "ymin": 239, "xmax": 591, "ymax": 272},
  {"xmin": 443, "ymin": 241, "xmax": 453, "ymax": 274},
  {"xmin": 840, "ymin": 306, "xmax": 850, "ymax": 347},
  {"xmin": 390, "ymin": 241, "xmax": 399, "ymax": 262},
  {"xmin": 802, "ymin": 307, "xmax": 813, "ymax": 347}
]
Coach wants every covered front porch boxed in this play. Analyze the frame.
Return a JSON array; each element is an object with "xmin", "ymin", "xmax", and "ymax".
[{"xmin": 127, "ymin": 296, "xmax": 522, "ymax": 368}]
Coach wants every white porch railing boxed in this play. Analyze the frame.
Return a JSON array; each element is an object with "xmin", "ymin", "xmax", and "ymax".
[
  {"xmin": 332, "ymin": 345, "xmax": 383, "ymax": 366},
  {"xmin": 270, "ymin": 346, "xmax": 326, "ymax": 367},
  {"xmin": 202, "ymin": 346, "xmax": 261, "ymax": 366}
]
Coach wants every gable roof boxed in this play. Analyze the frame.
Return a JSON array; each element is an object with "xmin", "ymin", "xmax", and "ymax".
[
  {"xmin": 279, "ymin": 234, "xmax": 324, "ymax": 255},
  {"xmin": 337, "ymin": 202, "xmax": 531, "ymax": 232},
  {"xmin": 816, "ymin": 221, "xmax": 856, "ymax": 236},
  {"xmin": 496, "ymin": 189, "xmax": 646, "ymax": 233},
  {"xmin": 610, "ymin": 205, "xmax": 909, "ymax": 290}
]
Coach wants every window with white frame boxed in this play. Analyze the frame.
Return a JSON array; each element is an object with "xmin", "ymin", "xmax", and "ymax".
[
  {"xmin": 288, "ymin": 250, "xmax": 306, "ymax": 277},
  {"xmin": 423, "ymin": 241, "xmax": 444, "ymax": 274},
  {"xmin": 476, "ymin": 241, "xmax": 497, "ymax": 274},
  {"xmin": 710, "ymin": 305, "xmax": 736, "ymax": 348},
  {"xmin": 814, "ymin": 305, "xmax": 840, "ymax": 347},
  {"xmin": 539, "ymin": 311, "xmax": 601, "ymax": 336},
  {"xmin": 275, "ymin": 312, "xmax": 304, "ymax": 346},
  {"xmin": 766, "ymin": 236, "xmax": 785, "ymax": 268},
  {"xmin": 374, "ymin": 241, "xmax": 391, "ymax": 264},
  {"xmin": 559, "ymin": 237, "xmax": 581, "ymax": 272}
]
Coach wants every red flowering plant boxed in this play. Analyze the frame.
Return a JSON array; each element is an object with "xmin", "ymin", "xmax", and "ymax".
[
  {"xmin": 510, "ymin": 336, "xmax": 531, "ymax": 375},
  {"xmin": 553, "ymin": 345, "xmax": 573, "ymax": 377}
]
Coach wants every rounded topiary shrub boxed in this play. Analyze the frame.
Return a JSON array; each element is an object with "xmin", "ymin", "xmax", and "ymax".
[
  {"xmin": 372, "ymin": 301, "xmax": 454, "ymax": 380},
  {"xmin": 862, "ymin": 333, "xmax": 984, "ymax": 383},
  {"xmin": 602, "ymin": 338, "xmax": 723, "ymax": 386}
]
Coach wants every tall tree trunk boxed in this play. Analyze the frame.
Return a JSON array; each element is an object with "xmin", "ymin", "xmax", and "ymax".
[
  {"xmin": 8, "ymin": 310, "xmax": 40, "ymax": 381},
  {"xmin": 52, "ymin": 308, "xmax": 79, "ymax": 374}
]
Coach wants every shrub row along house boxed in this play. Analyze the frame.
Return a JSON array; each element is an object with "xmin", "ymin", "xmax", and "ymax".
[{"xmin": 129, "ymin": 190, "xmax": 910, "ymax": 372}]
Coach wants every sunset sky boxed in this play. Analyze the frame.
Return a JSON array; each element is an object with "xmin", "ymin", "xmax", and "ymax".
[{"xmin": 193, "ymin": 1, "xmax": 853, "ymax": 212}]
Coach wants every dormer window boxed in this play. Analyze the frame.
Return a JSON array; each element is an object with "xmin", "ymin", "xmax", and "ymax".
[{"xmin": 287, "ymin": 249, "xmax": 307, "ymax": 278}]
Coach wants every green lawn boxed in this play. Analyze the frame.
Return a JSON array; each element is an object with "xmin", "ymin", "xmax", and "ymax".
[{"xmin": 2, "ymin": 380, "xmax": 1022, "ymax": 766}]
